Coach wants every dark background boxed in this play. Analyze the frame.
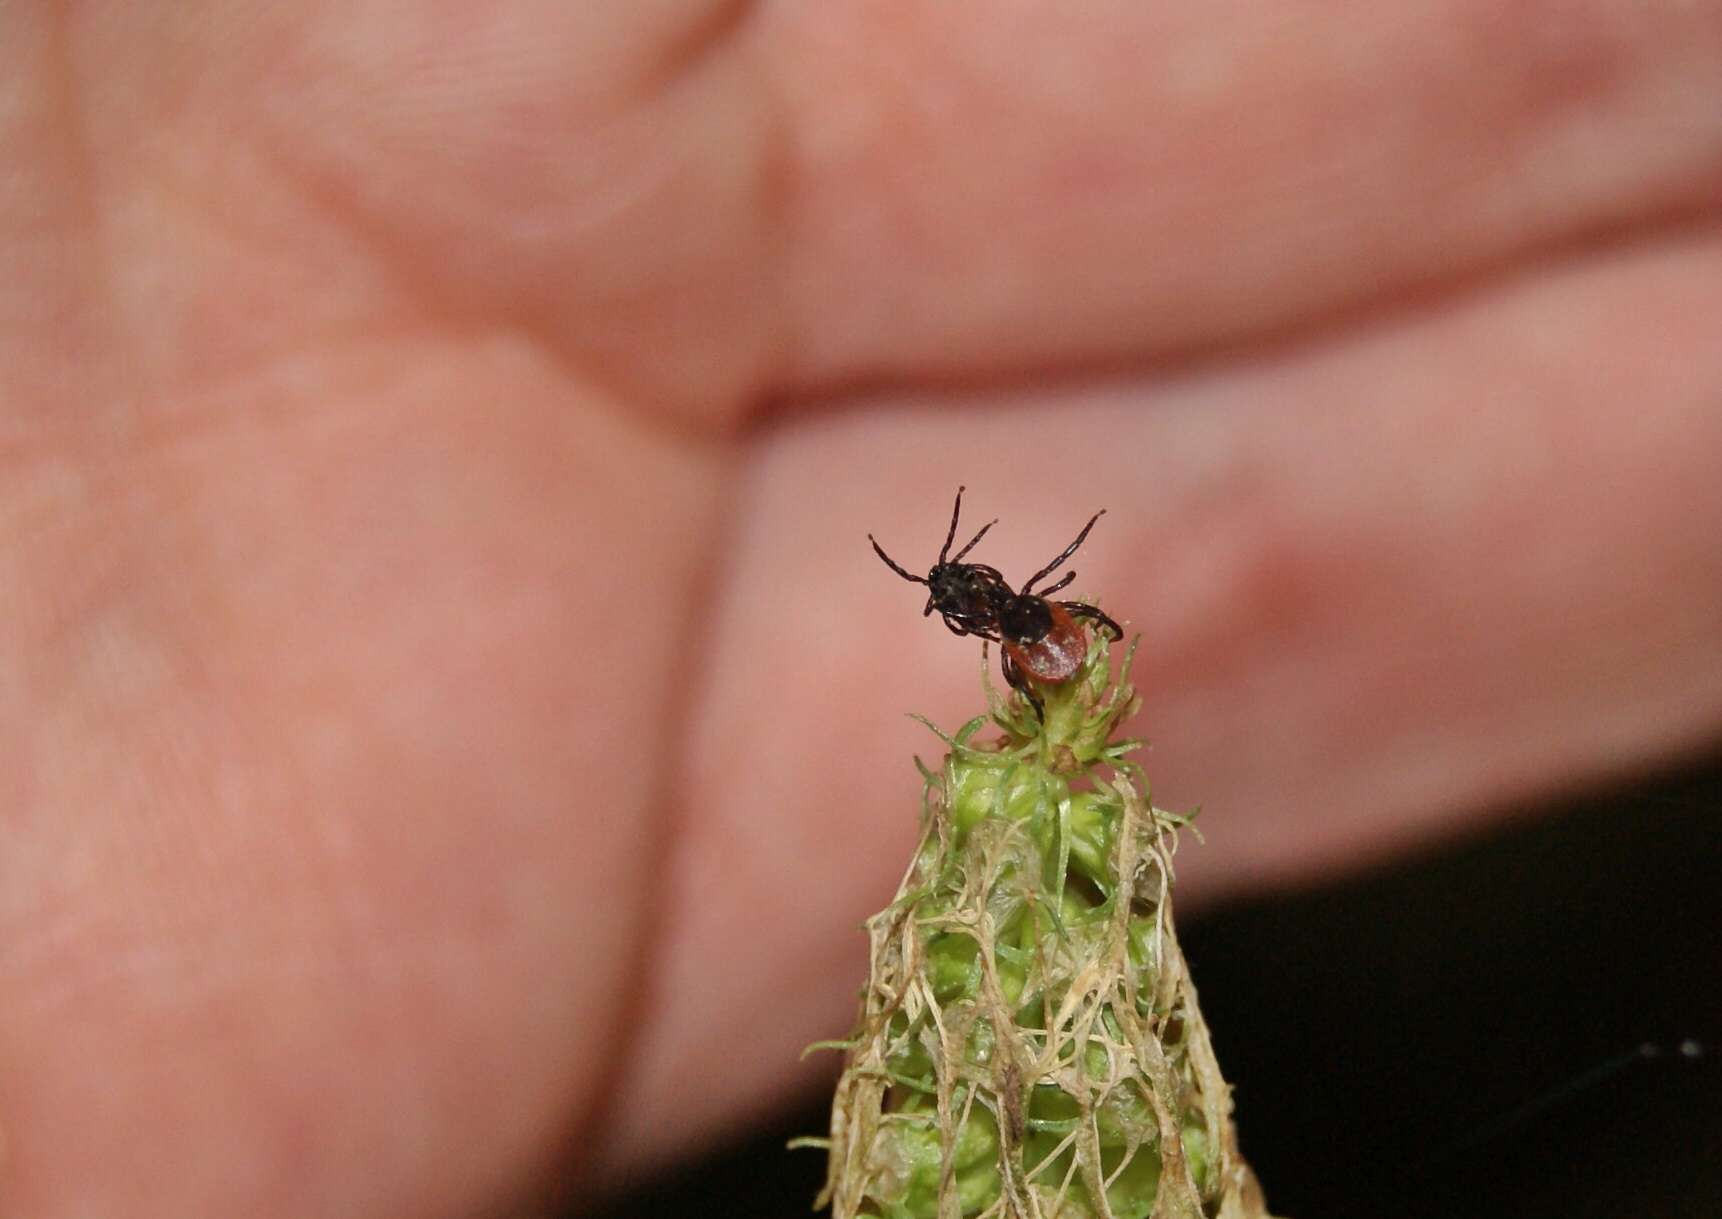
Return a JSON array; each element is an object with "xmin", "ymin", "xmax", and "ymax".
[{"xmin": 582, "ymin": 750, "xmax": 1722, "ymax": 1219}]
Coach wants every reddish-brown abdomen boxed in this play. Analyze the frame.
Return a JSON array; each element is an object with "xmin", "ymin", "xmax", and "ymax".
[{"xmin": 1004, "ymin": 601, "xmax": 1087, "ymax": 685}]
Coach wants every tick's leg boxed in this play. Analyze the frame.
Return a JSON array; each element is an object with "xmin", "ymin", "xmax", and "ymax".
[
  {"xmin": 869, "ymin": 536, "xmax": 925, "ymax": 584},
  {"xmin": 951, "ymin": 518, "xmax": 999, "ymax": 563},
  {"xmin": 1000, "ymin": 650, "xmax": 1045, "ymax": 720},
  {"xmin": 1036, "ymin": 570, "xmax": 1077, "ymax": 597},
  {"xmin": 1022, "ymin": 510, "xmax": 1105, "ymax": 594},
  {"xmin": 942, "ymin": 614, "xmax": 1001, "ymax": 642},
  {"xmin": 1062, "ymin": 601, "xmax": 1122, "ymax": 639},
  {"xmin": 937, "ymin": 487, "xmax": 966, "ymax": 563}
]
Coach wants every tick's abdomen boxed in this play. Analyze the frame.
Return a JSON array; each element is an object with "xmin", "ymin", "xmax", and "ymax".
[{"xmin": 1003, "ymin": 601, "xmax": 1087, "ymax": 683}]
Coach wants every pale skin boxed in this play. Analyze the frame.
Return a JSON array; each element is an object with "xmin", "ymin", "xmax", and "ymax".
[{"xmin": 4, "ymin": 3, "xmax": 1722, "ymax": 1216}]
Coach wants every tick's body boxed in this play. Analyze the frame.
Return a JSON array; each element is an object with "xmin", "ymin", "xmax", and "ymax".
[
  {"xmin": 1001, "ymin": 598, "xmax": 1089, "ymax": 687},
  {"xmin": 869, "ymin": 488, "xmax": 1122, "ymax": 715}
]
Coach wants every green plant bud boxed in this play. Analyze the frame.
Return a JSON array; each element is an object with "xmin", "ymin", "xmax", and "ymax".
[{"xmin": 809, "ymin": 630, "xmax": 1283, "ymax": 1218}]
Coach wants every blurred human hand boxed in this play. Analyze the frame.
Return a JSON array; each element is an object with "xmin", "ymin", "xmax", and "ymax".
[{"xmin": 4, "ymin": 4, "xmax": 1720, "ymax": 1215}]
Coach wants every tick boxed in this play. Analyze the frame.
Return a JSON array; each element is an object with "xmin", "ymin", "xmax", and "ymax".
[{"xmin": 869, "ymin": 488, "xmax": 1122, "ymax": 715}]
